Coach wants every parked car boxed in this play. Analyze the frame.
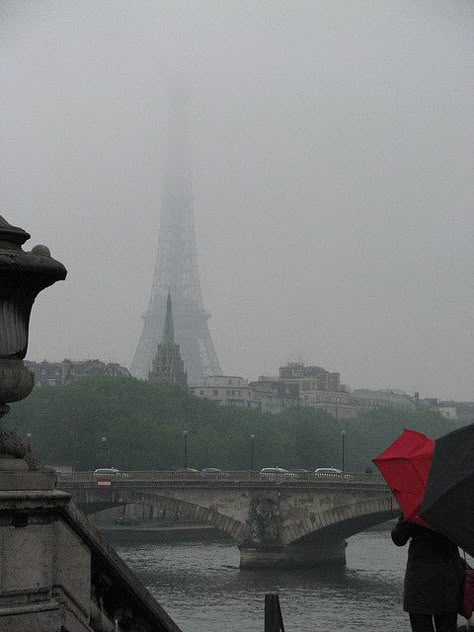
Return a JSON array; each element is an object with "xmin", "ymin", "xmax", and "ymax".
[
  {"xmin": 314, "ymin": 467, "xmax": 352, "ymax": 480},
  {"xmin": 314, "ymin": 467, "xmax": 342, "ymax": 477},
  {"xmin": 93, "ymin": 467, "xmax": 126, "ymax": 478},
  {"xmin": 201, "ymin": 467, "xmax": 224, "ymax": 479},
  {"xmin": 260, "ymin": 467, "xmax": 291, "ymax": 480}
]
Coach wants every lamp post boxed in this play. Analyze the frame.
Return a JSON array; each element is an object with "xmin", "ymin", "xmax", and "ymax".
[
  {"xmin": 341, "ymin": 430, "xmax": 346, "ymax": 473},
  {"xmin": 249, "ymin": 433, "xmax": 255, "ymax": 475},
  {"xmin": 183, "ymin": 430, "xmax": 188, "ymax": 471},
  {"xmin": 100, "ymin": 435, "xmax": 107, "ymax": 465}
]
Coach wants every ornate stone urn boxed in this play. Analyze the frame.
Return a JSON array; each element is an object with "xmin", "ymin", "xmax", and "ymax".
[{"xmin": 0, "ymin": 215, "xmax": 66, "ymax": 465}]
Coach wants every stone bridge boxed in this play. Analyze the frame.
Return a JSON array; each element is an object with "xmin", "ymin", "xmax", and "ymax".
[{"xmin": 59, "ymin": 475, "xmax": 396, "ymax": 568}]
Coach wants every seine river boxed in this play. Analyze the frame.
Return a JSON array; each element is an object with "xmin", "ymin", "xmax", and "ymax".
[{"xmin": 115, "ymin": 524, "xmax": 417, "ymax": 632}]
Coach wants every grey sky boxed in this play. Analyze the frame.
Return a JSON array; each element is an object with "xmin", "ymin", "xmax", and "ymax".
[{"xmin": 1, "ymin": 1, "xmax": 473, "ymax": 400}]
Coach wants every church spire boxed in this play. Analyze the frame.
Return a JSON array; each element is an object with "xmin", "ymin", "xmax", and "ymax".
[
  {"xmin": 148, "ymin": 292, "xmax": 187, "ymax": 386},
  {"xmin": 162, "ymin": 290, "xmax": 175, "ymax": 345}
]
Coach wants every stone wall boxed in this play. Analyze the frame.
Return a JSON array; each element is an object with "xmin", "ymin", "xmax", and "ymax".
[{"xmin": 0, "ymin": 467, "xmax": 182, "ymax": 632}]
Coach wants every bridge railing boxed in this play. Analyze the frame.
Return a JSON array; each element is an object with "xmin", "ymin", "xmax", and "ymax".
[{"xmin": 56, "ymin": 469, "xmax": 385, "ymax": 485}]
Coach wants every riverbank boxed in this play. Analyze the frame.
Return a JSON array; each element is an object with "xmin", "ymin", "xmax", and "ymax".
[
  {"xmin": 100, "ymin": 518, "xmax": 396, "ymax": 544},
  {"xmin": 100, "ymin": 523, "xmax": 232, "ymax": 543}
]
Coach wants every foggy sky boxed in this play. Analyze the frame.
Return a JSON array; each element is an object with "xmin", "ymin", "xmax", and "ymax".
[{"xmin": 1, "ymin": 1, "xmax": 473, "ymax": 400}]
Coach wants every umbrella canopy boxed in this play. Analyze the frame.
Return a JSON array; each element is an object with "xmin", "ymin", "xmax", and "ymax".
[
  {"xmin": 420, "ymin": 423, "xmax": 474, "ymax": 555},
  {"xmin": 373, "ymin": 429, "xmax": 435, "ymax": 526}
]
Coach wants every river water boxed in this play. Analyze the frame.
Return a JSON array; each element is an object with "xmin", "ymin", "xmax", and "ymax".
[{"xmin": 115, "ymin": 524, "xmax": 415, "ymax": 632}]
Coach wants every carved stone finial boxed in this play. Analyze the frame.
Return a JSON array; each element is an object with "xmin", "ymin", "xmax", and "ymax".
[{"xmin": 0, "ymin": 215, "xmax": 67, "ymax": 464}]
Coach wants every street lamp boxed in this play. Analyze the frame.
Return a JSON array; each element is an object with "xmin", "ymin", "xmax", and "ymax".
[
  {"xmin": 99, "ymin": 435, "xmax": 108, "ymax": 467},
  {"xmin": 250, "ymin": 434, "xmax": 255, "ymax": 474},
  {"xmin": 26, "ymin": 432, "xmax": 32, "ymax": 455},
  {"xmin": 341, "ymin": 430, "xmax": 346, "ymax": 473},
  {"xmin": 183, "ymin": 430, "xmax": 188, "ymax": 470}
]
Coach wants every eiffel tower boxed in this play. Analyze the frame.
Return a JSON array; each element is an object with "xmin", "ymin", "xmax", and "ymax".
[{"xmin": 130, "ymin": 87, "xmax": 221, "ymax": 383}]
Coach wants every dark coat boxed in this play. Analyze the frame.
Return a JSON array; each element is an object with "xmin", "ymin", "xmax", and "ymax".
[{"xmin": 391, "ymin": 519, "xmax": 463, "ymax": 615}]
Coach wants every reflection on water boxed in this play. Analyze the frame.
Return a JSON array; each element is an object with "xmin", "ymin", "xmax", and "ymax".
[{"xmin": 116, "ymin": 528, "xmax": 408, "ymax": 632}]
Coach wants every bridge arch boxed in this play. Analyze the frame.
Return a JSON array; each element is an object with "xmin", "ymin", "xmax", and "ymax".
[
  {"xmin": 75, "ymin": 487, "xmax": 396, "ymax": 547},
  {"xmin": 286, "ymin": 494, "xmax": 396, "ymax": 546},
  {"xmin": 91, "ymin": 489, "xmax": 246, "ymax": 542}
]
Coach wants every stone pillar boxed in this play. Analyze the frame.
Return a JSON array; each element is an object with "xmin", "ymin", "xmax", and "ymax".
[
  {"xmin": 241, "ymin": 492, "xmax": 348, "ymax": 569},
  {"xmin": 0, "ymin": 475, "xmax": 94, "ymax": 632},
  {"xmin": 239, "ymin": 540, "xmax": 347, "ymax": 569}
]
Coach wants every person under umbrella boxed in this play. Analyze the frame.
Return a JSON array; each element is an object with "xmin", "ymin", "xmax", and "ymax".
[
  {"xmin": 374, "ymin": 429, "xmax": 465, "ymax": 632},
  {"xmin": 392, "ymin": 515, "xmax": 463, "ymax": 632}
]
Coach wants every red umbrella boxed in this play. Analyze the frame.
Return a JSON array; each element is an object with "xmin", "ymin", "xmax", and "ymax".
[{"xmin": 373, "ymin": 429, "xmax": 435, "ymax": 526}]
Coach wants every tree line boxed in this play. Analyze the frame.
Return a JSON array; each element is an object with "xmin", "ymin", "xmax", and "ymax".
[{"xmin": 6, "ymin": 376, "xmax": 470, "ymax": 472}]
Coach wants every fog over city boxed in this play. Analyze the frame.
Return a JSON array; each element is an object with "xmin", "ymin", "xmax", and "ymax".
[{"xmin": 1, "ymin": 1, "xmax": 473, "ymax": 400}]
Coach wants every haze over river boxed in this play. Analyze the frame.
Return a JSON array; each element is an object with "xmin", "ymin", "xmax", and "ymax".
[{"xmin": 115, "ymin": 525, "xmax": 423, "ymax": 632}]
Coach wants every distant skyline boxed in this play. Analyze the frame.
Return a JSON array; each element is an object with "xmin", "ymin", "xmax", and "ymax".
[{"xmin": 1, "ymin": 1, "xmax": 473, "ymax": 400}]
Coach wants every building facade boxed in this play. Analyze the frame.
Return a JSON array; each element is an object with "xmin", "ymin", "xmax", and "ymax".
[
  {"xmin": 189, "ymin": 360, "xmax": 459, "ymax": 420},
  {"xmin": 250, "ymin": 362, "xmax": 355, "ymax": 418},
  {"xmin": 189, "ymin": 376, "xmax": 259, "ymax": 409},
  {"xmin": 249, "ymin": 378, "xmax": 300, "ymax": 414},
  {"xmin": 350, "ymin": 389, "xmax": 416, "ymax": 413},
  {"xmin": 26, "ymin": 359, "xmax": 130, "ymax": 387}
]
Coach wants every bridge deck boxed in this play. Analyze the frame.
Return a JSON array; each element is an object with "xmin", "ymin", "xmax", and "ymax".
[{"xmin": 58, "ymin": 470, "xmax": 387, "ymax": 488}]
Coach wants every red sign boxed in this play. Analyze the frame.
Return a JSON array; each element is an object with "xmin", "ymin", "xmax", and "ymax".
[{"xmin": 97, "ymin": 478, "xmax": 112, "ymax": 488}]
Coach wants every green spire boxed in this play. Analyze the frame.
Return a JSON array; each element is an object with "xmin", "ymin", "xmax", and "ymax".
[{"xmin": 162, "ymin": 290, "xmax": 175, "ymax": 345}]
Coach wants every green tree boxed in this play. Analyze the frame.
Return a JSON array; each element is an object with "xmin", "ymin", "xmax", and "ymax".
[{"xmin": 6, "ymin": 376, "xmax": 470, "ymax": 472}]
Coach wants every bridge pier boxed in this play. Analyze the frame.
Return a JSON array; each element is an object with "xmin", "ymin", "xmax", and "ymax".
[{"xmin": 239, "ymin": 540, "xmax": 347, "ymax": 569}]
